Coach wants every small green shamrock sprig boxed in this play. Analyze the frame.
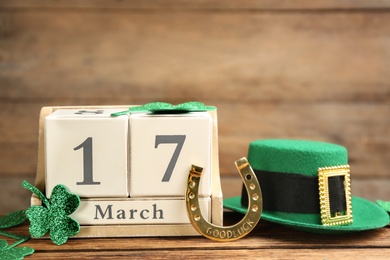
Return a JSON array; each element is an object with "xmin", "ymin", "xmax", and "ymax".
[
  {"xmin": 0, "ymin": 238, "xmax": 34, "ymax": 260},
  {"xmin": 22, "ymin": 181, "xmax": 81, "ymax": 245},
  {"xmin": 0, "ymin": 211, "xmax": 34, "ymax": 259}
]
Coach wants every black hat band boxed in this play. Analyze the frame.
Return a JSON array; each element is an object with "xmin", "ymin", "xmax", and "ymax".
[{"xmin": 241, "ymin": 170, "xmax": 346, "ymax": 215}]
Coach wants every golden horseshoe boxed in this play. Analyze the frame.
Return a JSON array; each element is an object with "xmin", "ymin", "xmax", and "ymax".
[{"xmin": 186, "ymin": 157, "xmax": 262, "ymax": 241}]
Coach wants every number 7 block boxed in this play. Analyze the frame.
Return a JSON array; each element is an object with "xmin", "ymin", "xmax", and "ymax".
[
  {"xmin": 45, "ymin": 109, "xmax": 129, "ymax": 198},
  {"xmin": 130, "ymin": 112, "xmax": 212, "ymax": 197}
]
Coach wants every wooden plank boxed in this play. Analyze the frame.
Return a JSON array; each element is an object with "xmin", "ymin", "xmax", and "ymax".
[
  {"xmin": 0, "ymin": 103, "xmax": 41, "ymax": 143},
  {"xmin": 17, "ymin": 249, "xmax": 390, "ymax": 259},
  {"xmin": 217, "ymin": 102, "xmax": 390, "ymax": 177},
  {"xmin": 2, "ymin": 211, "xmax": 389, "ymax": 259},
  {"xmin": 0, "ymin": 142, "xmax": 37, "ymax": 176},
  {"xmin": 1, "ymin": 11, "xmax": 390, "ymax": 102},
  {"xmin": 0, "ymin": 176, "xmax": 35, "ymax": 215},
  {"xmin": 1, "ymin": 212, "xmax": 389, "ymax": 259},
  {"xmin": 1, "ymin": 0, "xmax": 390, "ymax": 10},
  {"xmin": 2, "ymin": 102, "xmax": 388, "ymax": 144},
  {"xmin": 3, "ymin": 217, "xmax": 390, "ymax": 250}
]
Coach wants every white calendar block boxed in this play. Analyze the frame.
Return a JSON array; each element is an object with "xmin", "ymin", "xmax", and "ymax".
[
  {"xmin": 130, "ymin": 112, "xmax": 212, "ymax": 197},
  {"xmin": 45, "ymin": 109, "xmax": 128, "ymax": 198},
  {"xmin": 72, "ymin": 197, "xmax": 211, "ymax": 225}
]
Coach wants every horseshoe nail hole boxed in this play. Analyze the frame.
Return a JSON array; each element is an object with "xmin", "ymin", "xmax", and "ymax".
[
  {"xmin": 194, "ymin": 214, "xmax": 201, "ymax": 221},
  {"xmin": 189, "ymin": 181, "xmax": 196, "ymax": 188},
  {"xmin": 252, "ymin": 193, "xmax": 259, "ymax": 201},
  {"xmin": 189, "ymin": 192, "xmax": 195, "ymax": 199},
  {"xmin": 252, "ymin": 205, "xmax": 258, "ymax": 212},
  {"xmin": 250, "ymin": 183, "xmax": 255, "ymax": 190},
  {"xmin": 245, "ymin": 174, "xmax": 252, "ymax": 181},
  {"xmin": 191, "ymin": 204, "xmax": 197, "ymax": 211}
]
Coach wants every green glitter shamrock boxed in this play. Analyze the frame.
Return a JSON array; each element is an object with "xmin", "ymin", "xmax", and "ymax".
[
  {"xmin": 0, "ymin": 210, "xmax": 27, "ymax": 229},
  {"xmin": 22, "ymin": 181, "xmax": 81, "ymax": 245},
  {"xmin": 111, "ymin": 101, "xmax": 216, "ymax": 116},
  {"xmin": 0, "ymin": 238, "xmax": 34, "ymax": 260},
  {"xmin": 0, "ymin": 210, "xmax": 34, "ymax": 259}
]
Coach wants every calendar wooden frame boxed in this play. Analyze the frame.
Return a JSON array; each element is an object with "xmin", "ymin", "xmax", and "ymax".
[{"xmin": 31, "ymin": 105, "xmax": 223, "ymax": 237}]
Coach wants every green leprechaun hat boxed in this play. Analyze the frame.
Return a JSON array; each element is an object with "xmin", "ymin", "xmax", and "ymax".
[{"xmin": 223, "ymin": 139, "xmax": 389, "ymax": 234}]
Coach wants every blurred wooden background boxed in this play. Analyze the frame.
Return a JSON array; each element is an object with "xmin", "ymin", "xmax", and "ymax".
[{"xmin": 0, "ymin": 0, "xmax": 389, "ymax": 215}]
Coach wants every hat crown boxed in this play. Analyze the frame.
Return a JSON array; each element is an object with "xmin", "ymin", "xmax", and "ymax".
[{"xmin": 248, "ymin": 139, "xmax": 348, "ymax": 176}]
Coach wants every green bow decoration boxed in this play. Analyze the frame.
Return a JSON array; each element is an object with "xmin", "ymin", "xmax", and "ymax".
[
  {"xmin": 0, "ymin": 211, "xmax": 34, "ymax": 260},
  {"xmin": 22, "ymin": 181, "xmax": 81, "ymax": 245},
  {"xmin": 111, "ymin": 101, "xmax": 216, "ymax": 116}
]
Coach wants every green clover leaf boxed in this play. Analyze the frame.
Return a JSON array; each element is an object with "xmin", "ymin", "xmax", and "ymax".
[
  {"xmin": 0, "ymin": 210, "xmax": 27, "ymax": 229},
  {"xmin": 0, "ymin": 239, "xmax": 34, "ymax": 260},
  {"xmin": 0, "ymin": 200, "xmax": 33, "ymax": 259},
  {"xmin": 111, "ymin": 101, "xmax": 216, "ymax": 116},
  {"xmin": 23, "ymin": 181, "xmax": 81, "ymax": 245},
  {"xmin": 25, "ymin": 206, "xmax": 50, "ymax": 238}
]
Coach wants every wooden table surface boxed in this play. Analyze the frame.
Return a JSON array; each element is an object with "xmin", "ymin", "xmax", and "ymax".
[{"xmin": 3, "ymin": 211, "xmax": 390, "ymax": 259}]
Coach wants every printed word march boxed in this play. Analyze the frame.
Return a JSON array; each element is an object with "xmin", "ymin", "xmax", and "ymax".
[
  {"xmin": 94, "ymin": 204, "xmax": 164, "ymax": 221},
  {"xmin": 70, "ymin": 195, "xmax": 211, "ymax": 225}
]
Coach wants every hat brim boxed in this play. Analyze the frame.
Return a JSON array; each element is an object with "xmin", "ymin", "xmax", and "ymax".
[{"xmin": 224, "ymin": 196, "xmax": 389, "ymax": 234}]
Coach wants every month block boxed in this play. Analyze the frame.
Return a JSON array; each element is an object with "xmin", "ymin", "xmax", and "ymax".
[
  {"xmin": 72, "ymin": 197, "xmax": 211, "ymax": 225},
  {"xmin": 130, "ymin": 112, "xmax": 212, "ymax": 198},
  {"xmin": 45, "ymin": 109, "xmax": 129, "ymax": 198}
]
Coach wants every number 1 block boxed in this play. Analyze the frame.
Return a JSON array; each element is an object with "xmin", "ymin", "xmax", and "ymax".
[
  {"xmin": 45, "ymin": 109, "xmax": 129, "ymax": 198},
  {"xmin": 130, "ymin": 112, "xmax": 212, "ymax": 197}
]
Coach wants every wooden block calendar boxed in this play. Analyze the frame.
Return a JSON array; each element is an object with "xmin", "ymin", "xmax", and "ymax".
[{"xmin": 31, "ymin": 105, "xmax": 223, "ymax": 237}]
